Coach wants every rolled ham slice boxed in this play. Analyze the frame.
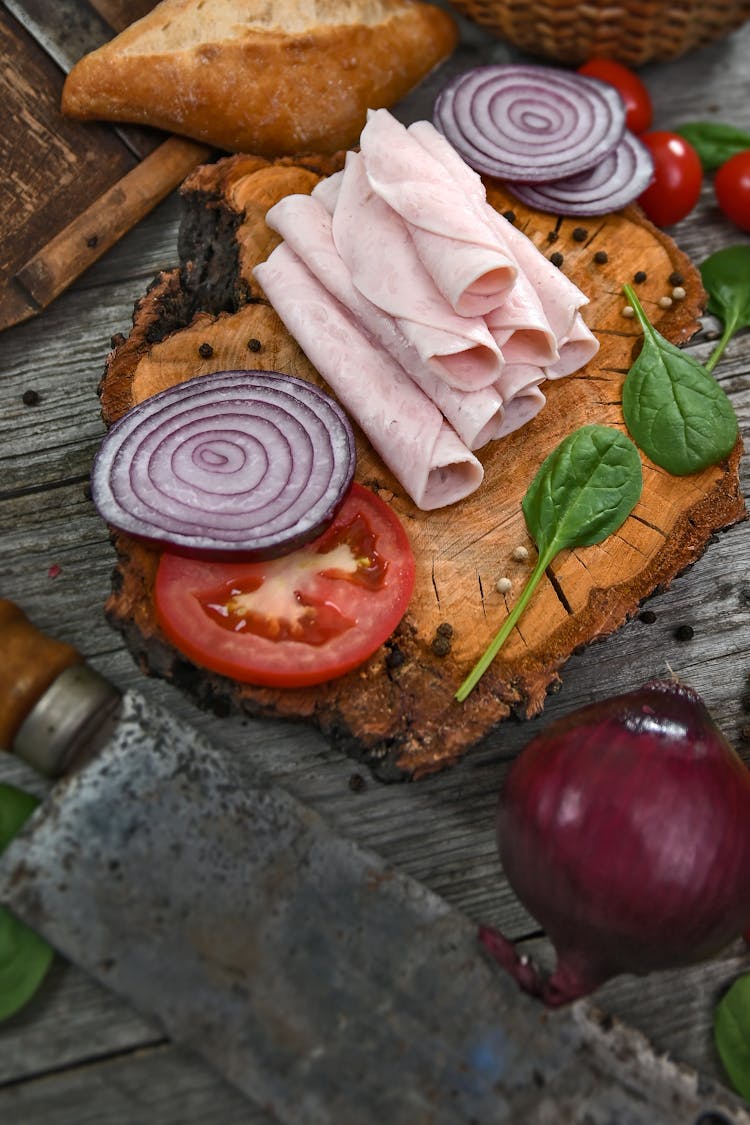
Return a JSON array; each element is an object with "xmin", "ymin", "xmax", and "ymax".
[
  {"xmin": 265, "ymin": 192, "xmax": 505, "ymax": 450},
  {"xmin": 254, "ymin": 243, "xmax": 484, "ymax": 510},
  {"xmin": 492, "ymin": 365, "xmax": 547, "ymax": 438},
  {"xmin": 316, "ymin": 156, "xmax": 560, "ymax": 375},
  {"xmin": 359, "ymin": 108, "xmax": 517, "ymax": 317},
  {"xmin": 330, "ymin": 152, "xmax": 505, "ymax": 391},
  {"xmin": 408, "ymin": 120, "xmax": 600, "ymax": 377}
]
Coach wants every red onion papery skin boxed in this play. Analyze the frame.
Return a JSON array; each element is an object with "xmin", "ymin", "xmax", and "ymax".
[{"xmin": 480, "ymin": 679, "xmax": 750, "ymax": 1007}]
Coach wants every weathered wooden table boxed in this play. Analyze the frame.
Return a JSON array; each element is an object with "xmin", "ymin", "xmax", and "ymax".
[{"xmin": 1, "ymin": 13, "xmax": 749, "ymax": 1123}]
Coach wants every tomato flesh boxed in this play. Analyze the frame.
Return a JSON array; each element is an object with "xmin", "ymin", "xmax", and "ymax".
[
  {"xmin": 155, "ymin": 483, "xmax": 415, "ymax": 687},
  {"xmin": 637, "ymin": 131, "xmax": 703, "ymax": 226},
  {"xmin": 577, "ymin": 58, "xmax": 653, "ymax": 134},
  {"xmin": 714, "ymin": 150, "xmax": 750, "ymax": 232}
]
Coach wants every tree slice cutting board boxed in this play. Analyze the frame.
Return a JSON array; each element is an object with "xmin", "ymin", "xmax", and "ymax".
[{"xmin": 99, "ymin": 152, "xmax": 746, "ymax": 780}]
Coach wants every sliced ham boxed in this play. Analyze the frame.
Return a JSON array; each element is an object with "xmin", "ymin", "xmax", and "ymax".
[
  {"xmin": 359, "ymin": 109, "xmax": 518, "ymax": 317},
  {"xmin": 492, "ymin": 365, "xmax": 547, "ymax": 438},
  {"xmin": 407, "ymin": 120, "xmax": 600, "ymax": 377},
  {"xmin": 253, "ymin": 243, "xmax": 484, "ymax": 510},
  {"xmin": 255, "ymin": 110, "xmax": 601, "ymax": 508},
  {"xmin": 264, "ymin": 192, "xmax": 505, "ymax": 450},
  {"xmin": 317, "ymin": 152, "xmax": 560, "ymax": 375},
  {"xmin": 484, "ymin": 280, "xmax": 558, "ymax": 367},
  {"xmin": 330, "ymin": 152, "xmax": 505, "ymax": 391}
]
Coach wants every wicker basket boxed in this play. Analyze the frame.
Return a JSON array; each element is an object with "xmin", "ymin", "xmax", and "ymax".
[{"xmin": 448, "ymin": 0, "xmax": 750, "ymax": 66}]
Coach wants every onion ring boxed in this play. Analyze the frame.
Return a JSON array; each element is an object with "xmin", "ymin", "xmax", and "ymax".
[
  {"xmin": 434, "ymin": 64, "xmax": 626, "ymax": 182},
  {"xmin": 91, "ymin": 370, "xmax": 356, "ymax": 559},
  {"xmin": 505, "ymin": 132, "xmax": 655, "ymax": 216}
]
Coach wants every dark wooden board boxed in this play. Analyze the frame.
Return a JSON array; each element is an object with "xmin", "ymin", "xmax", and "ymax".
[
  {"xmin": 98, "ymin": 153, "xmax": 747, "ymax": 780},
  {"xmin": 0, "ymin": 0, "xmax": 208, "ymax": 331}
]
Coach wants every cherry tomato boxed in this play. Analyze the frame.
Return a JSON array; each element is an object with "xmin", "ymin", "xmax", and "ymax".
[
  {"xmin": 577, "ymin": 58, "xmax": 653, "ymax": 134},
  {"xmin": 154, "ymin": 483, "xmax": 415, "ymax": 688},
  {"xmin": 636, "ymin": 131, "xmax": 703, "ymax": 226},
  {"xmin": 714, "ymin": 150, "xmax": 750, "ymax": 232}
]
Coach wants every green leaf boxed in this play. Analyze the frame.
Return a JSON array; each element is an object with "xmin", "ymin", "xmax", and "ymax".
[
  {"xmin": 455, "ymin": 425, "xmax": 642, "ymax": 702},
  {"xmin": 0, "ymin": 909, "xmax": 54, "ymax": 1022},
  {"xmin": 700, "ymin": 245, "xmax": 750, "ymax": 374},
  {"xmin": 676, "ymin": 122, "xmax": 750, "ymax": 171},
  {"xmin": 715, "ymin": 973, "xmax": 750, "ymax": 1101},
  {"xmin": 621, "ymin": 284, "xmax": 738, "ymax": 476},
  {"xmin": 0, "ymin": 784, "xmax": 40, "ymax": 851},
  {"xmin": 0, "ymin": 784, "xmax": 54, "ymax": 1022},
  {"xmin": 522, "ymin": 424, "xmax": 643, "ymax": 558}
]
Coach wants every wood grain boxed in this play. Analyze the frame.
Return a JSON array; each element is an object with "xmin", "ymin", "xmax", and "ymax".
[
  {"xmin": 1, "ymin": 17, "xmax": 750, "ymax": 1119},
  {"xmin": 0, "ymin": 8, "xmax": 138, "ymax": 328},
  {"xmin": 98, "ymin": 153, "xmax": 747, "ymax": 779}
]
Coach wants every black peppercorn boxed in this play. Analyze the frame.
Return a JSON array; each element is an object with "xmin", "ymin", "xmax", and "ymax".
[
  {"xmin": 668, "ymin": 271, "xmax": 684, "ymax": 286},
  {"xmin": 593, "ymin": 250, "xmax": 608, "ymax": 264},
  {"xmin": 546, "ymin": 230, "xmax": 559, "ymax": 244},
  {"xmin": 639, "ymin": 609, "xmax": 657, "ymax": 624},
  {"xmin": 502, "ymin": 209, "xmax": 516, "ymax": 224},
  {"xmin": 633, "ymin": 270, "xmax": 647, "ymax": 284},
  {"xmin": 198, "ymin": 342, "xmax": 214, "ymax": 358},
  {"xmin": 550, "ymin": 251, "xmax": 564, "ymax": 267},
  {"xmin": 436, "ymin": 622, "xmax": 454, "ymax": 638},
  {"xmin": 22, "ymin": 389, "xmax": 40, "ymax": 406},
  {"xmin": 674, "ymin": 624, "xmax": 695, "ymax": 641},
  {"xmin": 572, "ymin": 227, "xmax": 588, "ymax": 242},
  {"xmin": 348, "ymin": 773, "xmax": 366, "ymax": 793},
  {"xmin": 248, "ymin": 338, "xmax": 262, "ymax": 352},
  {"xmin": 385, "ymin": 647, "xmax": 405, "ymax": 669}
]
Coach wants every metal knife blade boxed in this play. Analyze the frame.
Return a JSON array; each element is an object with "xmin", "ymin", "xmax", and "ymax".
[
  {"xmin": 2, "ymin": 0, "xmax": 161, "ymax": 159},
  {"xmin": 3, "ymin": 0, "xmax": 114, "ymax": 73},
  {"xmin": 0, "ymin": 601, "xmax": 747, "ymax": 1124},
  {"xmin": 3, "ymin": 689, "xmax": 748, "ymax": 1125}
]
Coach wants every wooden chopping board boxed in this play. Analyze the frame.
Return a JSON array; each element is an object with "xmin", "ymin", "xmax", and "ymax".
[
  {"xmin": 0, "ymin": 0, "xmax": 208, "ymax": 331},
  {"xmin": 98, "ymin": 152, "xmax": 746, "ymax": 780}
]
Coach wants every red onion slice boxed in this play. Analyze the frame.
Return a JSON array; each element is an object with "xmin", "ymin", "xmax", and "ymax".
[
  {"xmin": 505, "ymin": 132, "xmax": 655, "ymax": 216},
  {"xmin": 91, "ymin": 370, "xmax": 356, "ymax": 559},
  {"xmin": 434, "ymin": 65, "xmax": 626, "ymax": 182}
]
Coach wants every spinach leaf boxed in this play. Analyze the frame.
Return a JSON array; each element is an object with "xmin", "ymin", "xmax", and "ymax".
[
  {"xmin": 700, "ymin": 245, "xmax": 750, "ymax": 374},
  {"xmin": 715, "ymin": 973, "xmax": 750, "ymax": 1102},
  {"xmin": 0, "ymin": 784, "xmax": 54, "ymax": 1022},
  {"xmin": 621, "ymin": 284, "xmax": 738, "ymax": 476},
  {"xmin": 676, "ymin": 122, "xmax": 750, "ymax": 171},
  {"xmin": 455, "ymin": 425, "xmax": 642, "ymax": 701}
]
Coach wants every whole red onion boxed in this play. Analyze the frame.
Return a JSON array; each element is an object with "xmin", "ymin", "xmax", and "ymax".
[{"xmin": 480, "ymin": 679, "xmax": 750, "ymax": 1007}]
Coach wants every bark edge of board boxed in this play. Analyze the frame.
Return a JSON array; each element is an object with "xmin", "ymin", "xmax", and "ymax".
[{"xmin": 98, "ymin": 152, "xmax": 747, "ymax": 781}]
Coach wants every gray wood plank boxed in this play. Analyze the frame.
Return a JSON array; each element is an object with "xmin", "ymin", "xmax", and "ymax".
[
  {"xmin": 1, "ymin": 14, "xmax": 750, "ymax": 1120},
  {"xmin": 0, "ymin": 1042, "xmax": 270, "ymax": 1125}
]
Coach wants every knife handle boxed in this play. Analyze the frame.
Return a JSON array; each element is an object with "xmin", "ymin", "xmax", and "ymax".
[
  {"xmin": 0, "ymin": 600, "xmax": 121, "ymax": 777},
  {"xmin": 14, "ymin": 135, "xmax": 212, "ymax": 321}
]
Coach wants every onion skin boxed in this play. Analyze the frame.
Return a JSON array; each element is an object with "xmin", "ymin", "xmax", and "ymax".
[{"xmin": 481, "ymin": 679, "xmax": 750, "ymax": 1006}]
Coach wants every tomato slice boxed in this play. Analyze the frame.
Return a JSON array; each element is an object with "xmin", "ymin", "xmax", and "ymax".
[{"xmin": 154, "ymin": 483, "xmax": 415, "ymax": 687}]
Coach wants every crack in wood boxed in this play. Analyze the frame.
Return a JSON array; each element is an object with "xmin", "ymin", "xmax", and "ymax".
[
  {"xmin": 0, "ymin": 472, "xmax": 91, "ymax": 502},
  {"xmin": 631, "ymin": 512, "xmax": 669, "ymax": 538},
  {"xmin": 0, "ymin": 1035, "xmax": 170, "ymax": 1091},
  {"xmin": 545, "ymin": 567, "xmax": 574, "ymax": 615}
]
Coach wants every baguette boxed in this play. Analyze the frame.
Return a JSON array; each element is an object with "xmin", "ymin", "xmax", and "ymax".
[{"xmin": 61, "ymin": 0, "xmax": 458, "ymax": 157}]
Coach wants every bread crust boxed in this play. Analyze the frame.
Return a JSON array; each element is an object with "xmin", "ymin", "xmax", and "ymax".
[{"xmin": 61, "ymin": 0, "xmax": 458, "ymax": 156}]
